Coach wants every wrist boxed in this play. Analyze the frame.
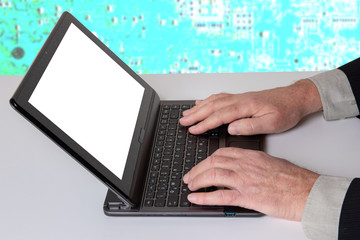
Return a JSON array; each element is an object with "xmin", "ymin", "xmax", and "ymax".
[{"xmin": 290, "ymin": 79, "xmax": 323, "ymax": 117}]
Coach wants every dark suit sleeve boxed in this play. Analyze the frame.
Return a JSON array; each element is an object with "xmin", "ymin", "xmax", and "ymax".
[
  {"xmin": 338, "ymin": 58, "xmax": 360, "ymax": 118},
  {"xmin": 337, "ymin": 59, "xmax": 360, "ymax": 238},
  {"xmin": 338, "ymin": 178, "xmax": 360, "ymax": 239}
]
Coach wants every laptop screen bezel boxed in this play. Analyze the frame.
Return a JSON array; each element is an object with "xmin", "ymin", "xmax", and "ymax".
[{"xmin": 10, "ymin": 11, "xmax": 157, "ymax": 207}]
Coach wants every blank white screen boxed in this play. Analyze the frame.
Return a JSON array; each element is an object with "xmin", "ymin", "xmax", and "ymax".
[{"xmin": 29, "ymin": 23, "xmax": 145, "ymax": 180}]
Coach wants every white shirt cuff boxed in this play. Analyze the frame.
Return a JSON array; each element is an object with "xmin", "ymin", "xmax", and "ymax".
[
  {"xmin": 302, "ymin": 175, "xmax": 353, "ymax": 240},
  {"xmin": 308, "ymin": 69, "xmax": 359, "ymax": 120}
]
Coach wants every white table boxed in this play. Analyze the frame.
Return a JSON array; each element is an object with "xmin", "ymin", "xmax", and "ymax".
[{"xmin": 1, "ymin": 73, "xmax": 359, "ymax": 240}]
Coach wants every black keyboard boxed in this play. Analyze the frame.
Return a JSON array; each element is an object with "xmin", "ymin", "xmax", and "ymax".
[{"xmin": 143, "ymin": 103, "xmax": 220, "ymax": 208}]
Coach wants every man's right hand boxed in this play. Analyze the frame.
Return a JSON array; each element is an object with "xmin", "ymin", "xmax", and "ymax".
[{"xmin": 180, "ymin": 79, "xmax": 322, "ymax": 135}]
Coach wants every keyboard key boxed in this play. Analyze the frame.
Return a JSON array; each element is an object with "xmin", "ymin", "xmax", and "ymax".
[
  {"xmin": 176, "ymin": 139, "xmax": 186, "ymax": 145},
  {"xmin": 159, "ymin": 176, "xmax": 169, "ymax": 183},
  {"xmin": 172, "ymin": 166, "xmax": 182, "ymax": 172},
  {"xmin": 197, "ymin": 147, "xmax": 207, "ymax": 154},
  {"xmin": 168, "ymin": 124, "xmax": 177, "ymax": 130},
  {"xmin": 164, "ymin": 150, "xmax": 173, "ymax": 156},
  {"xmin": 174, "ymin": 152, "xmax": 184, "ymax": 159},
  {"xmin": 149, "ymin": 177, "xmax": 157, "ymax": 185},
  {"xmin": 170, "ymin": 111, "xmax": 179, "ymax": 119},
  {"xmin": 186, "ymin": 151, "xmax": 196, "ymax": 157},
  {"xmin": 167, "ymin": 196, "xmax": 179, "ymax": 207},
  {"xmin": 144, "ymin": 199, "xmax": 154, "ymax": 207},
  {"xmin": 161, "ymin": 163, "xmax": 170, "ymax": 169},
  {"xmin": 156, "ymin": 191, "xmax": 167, "ymax": 199},
  {"xmin": 197, "ymin": 154, "xmax": 207, "ymax": 161},
  {"xmin": 160, "ymin": 170, "xmax": 170, "ymax": 177},
  {"xmin": 155, "ymin": 146, "xmax": 163, "ymax": 152},
  {"xmin": 164, "ymin": 143, "xmax": 174, "ymax": 149},
  {"xmin": 169, "ymin": 187, "xmax": 180, "ymax": 196},
  {"xmin": 184, "ymin": 164, "xmax": 193, "ymax": 172},
  {"xmin": 169, "ymin": 119, "xmax": 178, "ymax": 124},
  {"xmin": 156, "ymin": 140, "xmax": 164, "ymax": 146},
  {"xmin": 181, "ymin": 104, "xmax": 190, "ymax": 110},
  {"xmin": 150, "ymin": 172, "xmax": 158, "ymax": 178},
  {"xmin": 155, "ymin": 199, "xmax": 166, "ymax": 207},
  {"xmin": 181, "ymin": 185, "xmax": 190, "ymax": 194},
  {"xmin": 146, "ymin": 191, "xmax": 155, "ymax": 198},
  {"xmin": 171, "ymin": 172, "xmax": 182, "ymax": 179},
  {"xmin": 162, "ymin": 156, "xmax": 171, "ymax": 163},
  {"xmin": 180, "ymin": 195, "xmax": 191, "ymax": 207},
  {"xmin": 166, "ymin": 136, "xmax": 175, "ymax": 142},
  {"xmin": 170, "ymin": 179, "xmax": 181, "ymax": 187},
  {"xmin": 151, "ymin": 164, "xmax": 160, "ymax": 171},
  {"xmin": 185, "ymin": 158, "xmax": 195, "ymax": 164},
  {"xmin": 173, "ymin": 158, "xmax": 183, "ymax": 166},
  {"xmin": 175, "ymin": 146, "xmax": 185, "ymax": 152},
  {"xmin": 171, "ymin": 104, "xmax": 180, "ymax": 110}
]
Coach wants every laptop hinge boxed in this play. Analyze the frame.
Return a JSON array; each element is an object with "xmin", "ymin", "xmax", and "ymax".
[
  {"xmin": 107, "ymin": 196, "xmax": 133, "ymax": 210},
  {"xmin": 107, "ymin": 201, "xmax": 131, "ymax": 210}
]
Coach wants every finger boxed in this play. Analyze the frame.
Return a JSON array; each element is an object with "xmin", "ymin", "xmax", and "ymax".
[
  {"xmin": 181, "ymin": 101, "xmax": 202, "ymax": 117},
  {"xmin": 183, "ymin": 153, "xmax": 239, "ymax": 184},
  {"xmin": 228, "ymin": 112, "xmax": 283, "ymax": 135},
  {"xmin": 182, "ymin": 94, "xmax": 227, "ymax": 117},
  {"xmin": 187, "ymin": 104, "xmax": 252, "ymax": 134},
  {"xmin": 194, "ymin": 93, "xmax": 231, "ymax": 108},
  {"xmin": 211, "ymin": 147, "xmax": 250, "ymax": 159},
  {"xmin": 181, "ymin": 99, "xmax": 223, "ymax": 127},
  {"xmin": 180, "ymin": 94, "xmax": 232, "ymax": 126},
  {"xmin": 227, "ymin": 115, "xmax": 270, "ymax": 135},
  {"xmin": 187, "ymin": 189, "xmax": 242, "ymax": 206},
  {"xmin": 187, "ymin": 168, "xmax": 238, "ymax": 191}
]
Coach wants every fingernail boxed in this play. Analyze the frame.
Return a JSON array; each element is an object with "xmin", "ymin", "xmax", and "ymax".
[
  {"xmin": 190, "ymin": 125, "xmax": 200, "ymax": 132},
  {"xmin": 179, "ymin": 117, "xmax": 189, "ymax": 126},
  {"xmin": 183, "ymin": 173, "xmax": 189, "ymax": 183},
  {"xmin": 228, "ymin": 125, "xmax": 239, "ymax": 135},
  {"xmin": 187, "ymin": 193, "xmax": 196, "ymax": 202},
  {"xmin": 188, "ymin": 126, "xmax": 195, "ymax": 132}
]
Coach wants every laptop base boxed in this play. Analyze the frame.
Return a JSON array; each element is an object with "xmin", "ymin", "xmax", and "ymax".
[{"xmin": 103, "ymin": 189, "xmax": 263, "ymax": 217}]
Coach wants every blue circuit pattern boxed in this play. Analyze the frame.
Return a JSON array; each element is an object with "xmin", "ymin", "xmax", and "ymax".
[{"xmin": 1, "ymin": 0, "xmax": 360, "ymax": 75}]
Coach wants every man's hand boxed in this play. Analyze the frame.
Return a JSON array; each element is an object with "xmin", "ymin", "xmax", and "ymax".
[
  {"xmin": 180, "ymin": 79, "xmax": 322, "ymax": 135},
  {"xmin": 183, "ymin": 147, "xmax": 320, "ymax": 221}
]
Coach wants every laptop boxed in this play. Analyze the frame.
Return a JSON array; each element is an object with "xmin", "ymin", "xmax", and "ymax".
[{"xmin": 10, "ymin": 11, "xmax": 263, "ymax": 217}]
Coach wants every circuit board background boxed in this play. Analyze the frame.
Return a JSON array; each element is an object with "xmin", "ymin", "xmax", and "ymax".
[{"xmin": 1, "ymin": 0, "xmax": 360, "ymax": 75}]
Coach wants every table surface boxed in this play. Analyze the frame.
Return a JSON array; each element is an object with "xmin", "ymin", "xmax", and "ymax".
[{"xmin": 1, "ymin": 73, "xmax": 359, "ymax": 240}]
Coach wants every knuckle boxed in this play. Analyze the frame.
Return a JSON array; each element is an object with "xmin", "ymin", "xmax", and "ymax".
[
  {"xmin": 227, "ymin": 104, "xmax": 241, "ymax": 116},
  {"xmin": 209, "ymin": 93, "xmax": 225, "ymax": 101},
  {"xmin": 205, "ymin": 101, "xmax": 216, "ymax": 113},
  {"xmin": 208, "ymin": 168, "xmax": 218, "ymax": 180},
  {"xmin": 207, "ymin": 155, "xmax": 217, "ymax": 168},
  {"xmin": 247, "ymin": 149, "xmax": 267, "ymax": 161},
  {"xmin": 243, "ymin": 95, "xmax": 261, "ymax": 111}
]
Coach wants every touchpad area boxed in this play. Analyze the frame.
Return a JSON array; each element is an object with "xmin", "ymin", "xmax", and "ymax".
[
  {"xmin": 225, "ymin": 134, "xmax": 263, "ymax": 151},
  {"xmin": 228, "ymin": 140, "xmax": 261, "ymax": 151}
]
